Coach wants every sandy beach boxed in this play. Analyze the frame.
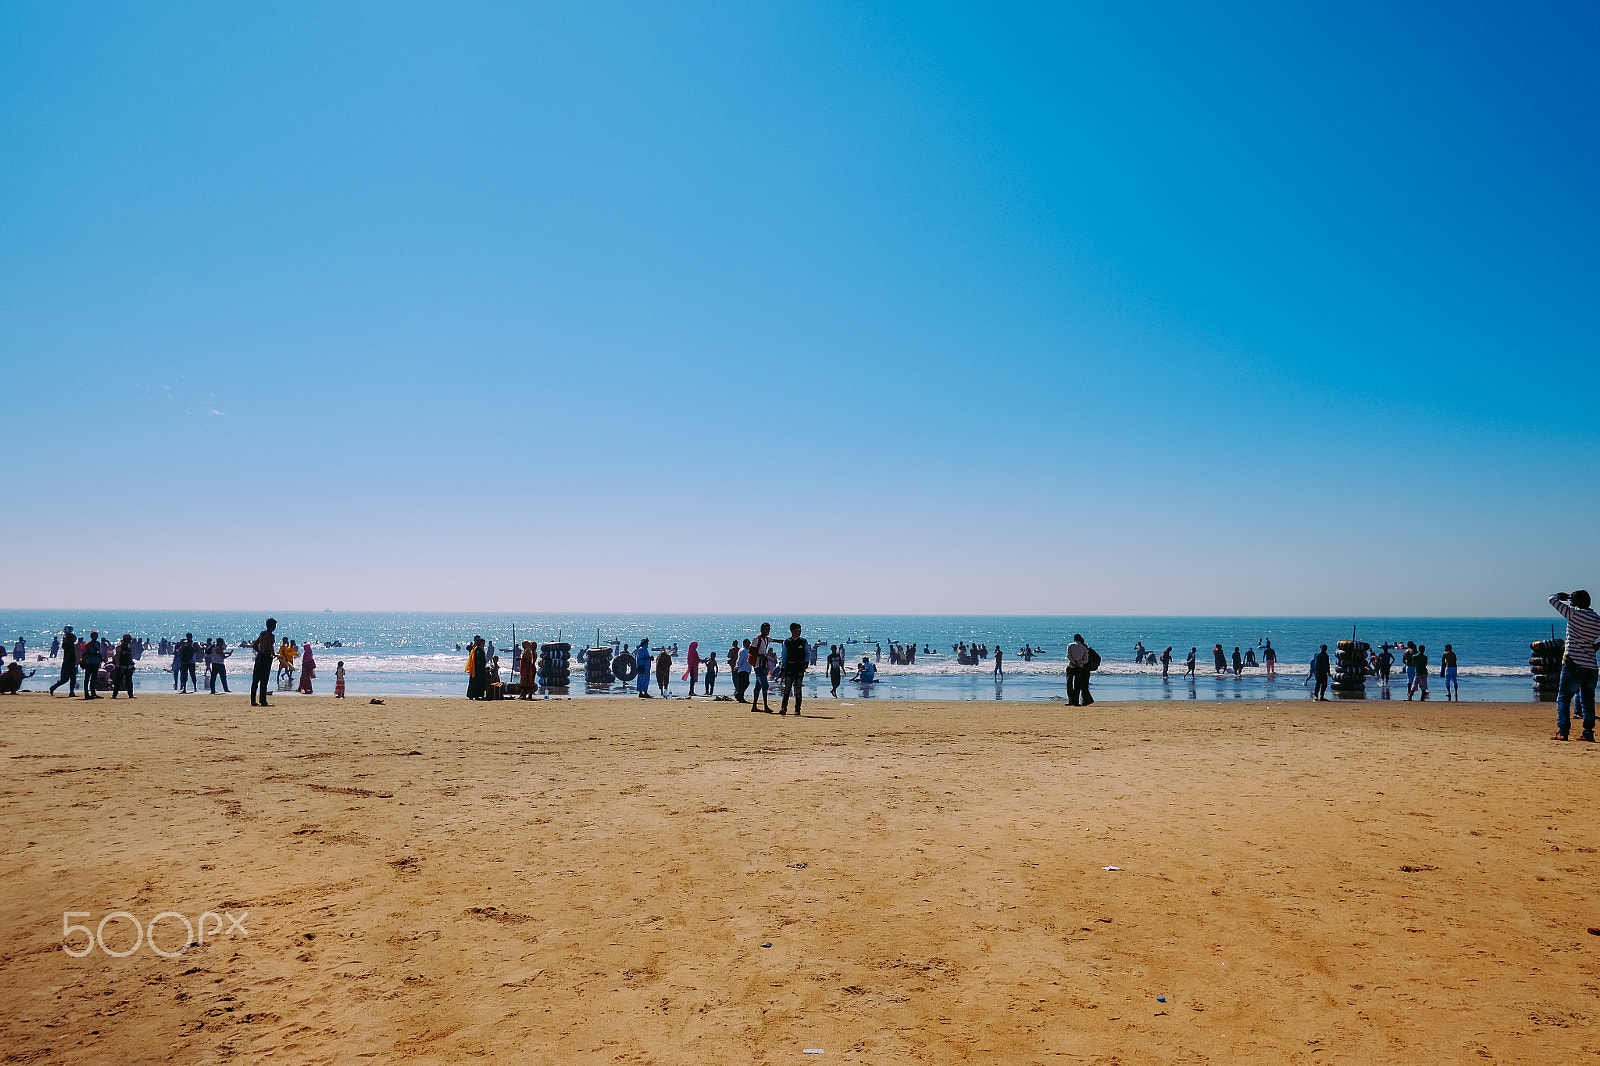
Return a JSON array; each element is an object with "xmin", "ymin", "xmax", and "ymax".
[{"xmin": 1, "ymin": 690, "xmax": 1596, "ymax": 1064}]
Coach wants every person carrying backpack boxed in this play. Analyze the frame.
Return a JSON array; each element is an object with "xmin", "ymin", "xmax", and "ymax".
[{"xmin": 1066, "ymin": 633, "xmax": 1096, "ymax": 706}]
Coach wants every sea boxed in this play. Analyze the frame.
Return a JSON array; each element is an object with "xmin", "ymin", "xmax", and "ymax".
[{"xmin": 0, "ymin": 611, "xmax": 1566, "ymax": 703}]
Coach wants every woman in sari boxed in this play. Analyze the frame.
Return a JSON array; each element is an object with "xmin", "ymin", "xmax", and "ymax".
[
  {"xmin": 298, "ymin": 642, "xmax": 316, "ymax": 694},
  {"xmin": 519, "ymin": 640, "xmax": 537, "ymax": 699},
  {"xmin": 682, "ymin": 641, "xmax": 700, "ymax": 694}
]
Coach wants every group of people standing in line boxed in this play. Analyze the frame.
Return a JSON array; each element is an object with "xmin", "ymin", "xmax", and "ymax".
[{"xmin": 621, "ymin": 623, "xmax": 879, "ymax": 712}]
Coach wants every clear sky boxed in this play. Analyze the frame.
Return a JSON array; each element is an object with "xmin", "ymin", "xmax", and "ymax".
[{"xmin": 3, "ymin": 1, "xmax": 1596, "ymax": 615}]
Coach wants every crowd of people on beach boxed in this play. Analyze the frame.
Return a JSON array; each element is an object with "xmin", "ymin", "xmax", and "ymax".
[
  {"xmin": 1125, "ymin": 636, "xmax": 1462, "ymax": 702},
  {"xmin": 7, "ymin": 594, "xmax": 1598, "ymax": 722},
  {"xmin": 1, "ymin": 622, "xmax": 347, "ymax": 701}
]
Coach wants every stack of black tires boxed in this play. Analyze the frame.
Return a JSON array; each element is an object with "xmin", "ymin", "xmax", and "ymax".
[
  {"xmin": 1530, "ymin": 639, "xmax": 1564, "ymax": 700},
  {"xmin": 538, "ymin": 642, "xmax": 571, "ymax": 688},
  {"xmin": 584, "ymin": 647, "xmax": 614, "ymax": 685},
  {"xmin": 1331, "ymin": 640, "xmax": 1370, "ymax": 697}
]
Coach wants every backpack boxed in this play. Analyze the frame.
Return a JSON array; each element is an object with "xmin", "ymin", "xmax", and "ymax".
[{"xmin": 1086, "ymin": 646, "xmax": 1101, "ymax": 672}]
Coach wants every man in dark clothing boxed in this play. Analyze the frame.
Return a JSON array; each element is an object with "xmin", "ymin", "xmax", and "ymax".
[
  {"xmin": 779, "ymin": 623, "xmax": 808, "ymax": 716},
  {"xmin": 1375, "ymin": 646, "xmax": 1394, "ymax": 684},
  {"xmin": 827, "ymin": 644, "xmax": 845, "ymax": 696},
  {"xmin": 49, "ymin": 625, "xmax": 77, "ymax": 696},
  {"xmin": 1312, "ymin": 644, "xmax": 1331, "ymax": 701},
  {"xmin": 467, "ymin": 636, "xmax": 487, "ymax": 700},
  {"xmin": 177, "ymin": 633, "xmax": 198, "ymax": 693},
  {"xmin": 251, "ymin": 618, "xmax": 277, "ymax": 707},
  {"xmin": 1066, "ymin": 634, "xmax": 1093, "ymax": 706},
  {"xmin": 112, "ymin": 634, "xmax": 136, "ymax": 699},
  {"xmin": 80, "ymin": 631, "xmax": 104, "ymax": 699}
]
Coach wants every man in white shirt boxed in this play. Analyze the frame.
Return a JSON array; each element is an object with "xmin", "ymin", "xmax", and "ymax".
[
  {"xmin": 748, "ymin": 624, "xmax": 773, "ymax": 712},
  {"xmin": 1551, "ymin": 590, "xmax": 1600, "ymax": 741},
  {"xmin": 1066, "ymin": 633, "xmax": 1094, "ymax": 706}
]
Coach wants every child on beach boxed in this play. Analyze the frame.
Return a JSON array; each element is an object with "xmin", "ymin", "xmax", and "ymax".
[
  {"xmin": 334, "ymin": 661, "xmax": 346, "ymax": 698},
  {"xmin": 703, "ymin": 651, "xmax": 718, "ymax": 696}
]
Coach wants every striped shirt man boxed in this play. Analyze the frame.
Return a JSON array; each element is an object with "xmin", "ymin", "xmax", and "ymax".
[{"xmin": 1551, "ymin": 594, "xmax": 1600, "ymax": 671}]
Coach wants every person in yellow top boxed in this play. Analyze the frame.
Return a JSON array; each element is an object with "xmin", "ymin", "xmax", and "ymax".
[{"xmin": 277, "ymin": 639, "xmax": 297, "ymax": 685}]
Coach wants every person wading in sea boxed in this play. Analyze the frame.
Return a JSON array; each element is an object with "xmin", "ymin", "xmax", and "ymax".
[
  {"xmin": 827, "ymin": 644, "xmax": 845, "ymax": 697},
  {"xmin": 1312, "ymin": 644, "xmax": 1331, "ymax": 701}
]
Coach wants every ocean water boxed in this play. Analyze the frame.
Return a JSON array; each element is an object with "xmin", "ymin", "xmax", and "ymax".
[{"xmin": 0, "ymin": 611, "xmax": 1568, "ymax": 703}]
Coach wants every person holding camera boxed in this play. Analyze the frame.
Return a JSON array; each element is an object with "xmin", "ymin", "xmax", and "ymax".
[{"xmin": 1550, "ymin": 591, "xmax": 1600, "ymax": 741}]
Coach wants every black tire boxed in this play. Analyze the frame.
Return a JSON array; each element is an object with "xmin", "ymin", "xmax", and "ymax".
[{"xmin": 613, "ymin": 655, "xmax": 637, "ymax": 682}]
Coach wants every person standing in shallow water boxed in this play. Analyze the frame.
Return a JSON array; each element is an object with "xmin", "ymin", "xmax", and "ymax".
[
  {"xmin": 1160, "ymin": 646, "xmax": 1172, "ymax": 679},
  {"xmin": 111, "ymin": 634, "xmax": 136, "ymax": 699},
  {"xmin": 1440, "ymin": 644, "xmax": 1458, "ymax": 701},
  {"xmin": 655, "ymin": 646, "xmax": 672, "ymax": 697},
  {"xmin": 1312, "ymin": 644, "xmax": 1331, "ymax": 701},
  {"xmin": 1066, "ymin": 634, "xmax": 1093, "ymax": 706},
  {"xmin": 1263, "ymin": 639, "xmax": 1277, "ymax": 679},
  {"xmin": 1409, "ymin": 644, "xmax": 1429, "ymax": 701},
  {"xmin": 1185, "ymin": 647, "xmax": 1196, "ymax": 678},
  {"xmin": 80, "ymin": 632, "xmax": 104, "ymax": 700},
  {"xmin": 684, "ymin": 642, "xmax": 700, "ymax": 695},
  {"xmin": 298, "ymin": 642, "xmax": 316, "ymax": 694},
  {"xmin": 466, "ymin": 637, "xmax": 487, "ymax": 700},
  {"xmin": 518, "ymin": 641, "xmax": 536, "ymax": 700},
  {"xmin": 729, "ymin": 642, "xmax": 745, "ymax": 702},
  {"xmin": 635, "ymin": 639, "xmax": 652, "ymax": 698}
]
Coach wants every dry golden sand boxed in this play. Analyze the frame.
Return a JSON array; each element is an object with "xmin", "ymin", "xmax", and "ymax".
[{"xmin": 1, "ymin": 690, "xmax": 1597, "ymax": 1064}]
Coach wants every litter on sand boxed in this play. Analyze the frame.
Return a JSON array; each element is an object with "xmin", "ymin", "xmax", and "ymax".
[
  {"xmin": 803, "ymin": 1051, "xmax": 824, "ymax": 1055},
  {"xmin": 761, "ymin": 941, "xmax": 772, "ymax": 948},
  {"xmin": 1102, "ymin": 866, "xmax": 1122, "ymax": 871}
]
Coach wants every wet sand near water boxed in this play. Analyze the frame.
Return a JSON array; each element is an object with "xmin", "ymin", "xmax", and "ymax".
[{"xmin": 0, "ymin": 691, "xmax": 1595, "ymax": 1064}]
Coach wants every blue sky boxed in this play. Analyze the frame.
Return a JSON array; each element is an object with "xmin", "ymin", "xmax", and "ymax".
[{"xmin": 3, "ymin": 1, "xmax": 1596, "ymax": 614}]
